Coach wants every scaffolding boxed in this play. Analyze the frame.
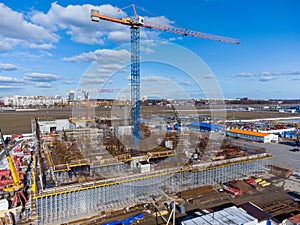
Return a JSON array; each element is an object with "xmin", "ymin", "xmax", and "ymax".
[
  {"xmin": 34, "ymin": 153, "xmax": 271, "ymax": 224},
  {"xmin": 31, "ymin": 118, "xmax": 272, "ymax": 224}
]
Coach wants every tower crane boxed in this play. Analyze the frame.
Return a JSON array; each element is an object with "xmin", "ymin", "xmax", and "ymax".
[{"xmin": 91, "ymin": 4, "xmax": 240, "ymax": 149}]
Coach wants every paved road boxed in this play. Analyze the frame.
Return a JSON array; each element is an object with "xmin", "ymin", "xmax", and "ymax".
[{"xmin": 232, "ymin": 139, "xmax": 300, "ymax": 172}]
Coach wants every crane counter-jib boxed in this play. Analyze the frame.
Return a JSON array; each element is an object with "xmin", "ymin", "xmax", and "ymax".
[{"xmin": 91, "ymin": 10, "xmax": 139, "ymax": 27}]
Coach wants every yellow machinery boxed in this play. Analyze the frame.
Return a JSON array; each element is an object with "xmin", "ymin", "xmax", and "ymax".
[
  {"xmin": 0, "ymin": 129, "xmax": 23, "ymax": 192},
  {"xmin": 0, "ymin": 129, "xmax": 26, "ymax": 206}
]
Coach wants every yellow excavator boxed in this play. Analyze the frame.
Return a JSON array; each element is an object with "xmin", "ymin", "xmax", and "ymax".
[{"xmin": 0, "ymin": 129, "xmax": 26, "ymax": 207}]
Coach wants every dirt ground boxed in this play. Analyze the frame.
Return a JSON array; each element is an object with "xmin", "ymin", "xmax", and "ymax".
[
  {"xmin": 0, "ymin": 106, "xmax": 297, "ymax": 135},
  {"xmin": 0, "ymin": 108, "xmax": 72, "ymax": 134}
]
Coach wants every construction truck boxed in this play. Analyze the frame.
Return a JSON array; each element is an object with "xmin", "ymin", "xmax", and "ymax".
[{"xmin": 0, "ymin": 129, "xmax": 26, "ymax": 207}]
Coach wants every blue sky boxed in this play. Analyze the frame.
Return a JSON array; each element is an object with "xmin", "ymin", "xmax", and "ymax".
[{"xmin": 0, "ymin": 0, "xmax": 299, "ymax": 100}]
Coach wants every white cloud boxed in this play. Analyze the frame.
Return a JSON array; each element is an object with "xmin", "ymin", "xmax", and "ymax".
[
  {"xmin": 0, "ymin": 75, "xmax": 22, "ymax": 83},
  {"xmin": 282, "ymin": 71, "xmax": 300, "ymax": 76},
  {"xmin": 39, "ymin": 51, "xmax": 53, "ymax": 57},
  {"xmin": 62, "ymin": 49, "xmax": 130, "ymax": 63},
  {"xmin": 141, "ymin": 76, "xmax": 164, "ymax": 82},
  {"xmin": 203, "ymin": 74, "xmax": 215, "ymax": 79},
  {"xmin": 24, "ymin": 73, "xmax": 62, "ymax": 82},
  {"xmin": 0, "ymin": 2, "xmax": 175, "ymax": 53},
  {"xmin": 0, "ymin": 63, "xmax": 18, "ymax": 71},
  {"xmin": 12, "ymin": 52, "xmax": 47, "ymax": 60},
  {"xmin": 0, "ymin": 2, "xmax": 175, "ymax": 52},
  {"xmin": 178, "ymin": 81, "xmax": 192, "ymax": 86},
  {"xmin": 142, "ymin": 30, "xmax": 161, "ymax": 41},
  {"xmin": 141, "ymin": 39, "xmax": 157, "ymax": 47},
  {"xmin": 0, "ymin": 85, "xmax": 23, "ymax": 90},
  {"xmin": 70, "ymin": 31, "xmax": 105, "ymax": 45},
  {"xmin": 84, "ymin": 72, "xmax": 112, "ymax": 79},
  {"xmin": 259, "ymin": 76, "xmax": 273, "ymax": 82},
  {"xmin": 31, "ymin": 2, "xmax": 172, "ymax": 45},
  {"xmin": 0, "ymin": 3, "xmax": 58, "ymax": 49},
  {"xmin": 140, "ymin": 46, "xmax": 154, "ymax": 54},
  {"xmin": 63, "ymin": 80, "xmax": 76, "ymax": 85},
  {"xmin": 35, "ymin": 82, "xmax": 52, "ymax": 88},
  {"xmin": 31, "ymin": 3, "xmax": 127, "ymax": 45},
  {"xmin": 95, "ymin": 68, "xmax": 112, "ymax": 73},
  {"xmin": 28, "ymin": 43, "xmax": 55, "ymax": 50},
  {"xmin": 99, "ymin": 64, "xmax": 125, "ymax": 70},
  {"xmin": 140, "ymin": 39, "xmax": 160, "ymax": 54},
  {"xmin": 83, "ymin": 73, "xmax": 98, "ymax": 78},
  {"xmin": 108, "ymin": 31, "xmax": 130, "ymax": 42},
  {"xmin": 0, "ymin": 38, "xmax": 24, "ymax": 51},
  {"xmin": 234, "ymin": 72, "xmax": 254, "ymax": 77},
  {"xmin": 234, "ymin": 70, "xmax": 300, "ymax": 79},
  {"xmin": 168, "ymin": 37, "xmax": 184, "ymax": 42},
  {"xmin": 81, "ymin": 78, "xmax": 107, "ymax": 84},
  {"xmin": 32, "ymin": 3, "xmax": 126, "ymax": 30},
  {"xmin": 145, "ymin": 16, "xmax": 174, "ymax": 26},
  {"xmin": 0, "ymin": 39, "xmax": 14, "ymax": 51},
  {"xmin": 261, "ymin": 71, "xmax": 271, "ymax": 76},
  {"xmin": 141, "ymin": 76, "xmax": 169, "ymax": 84}
]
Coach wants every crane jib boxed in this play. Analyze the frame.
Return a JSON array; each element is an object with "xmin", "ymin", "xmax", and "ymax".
[{"xmin": 91, "ymin": 9, "xmax": 240, "ymax": 44}]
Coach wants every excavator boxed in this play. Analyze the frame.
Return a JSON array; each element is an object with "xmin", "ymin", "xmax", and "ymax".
[{"xmin": 0, "ymin": 129, "xmax": 26, "ymax": 207}]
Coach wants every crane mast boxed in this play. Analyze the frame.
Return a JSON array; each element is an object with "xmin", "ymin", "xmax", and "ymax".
[
  {"xmin": 130, "ymin": 27, "xmax": 141, "ymax": 144},
  {"xmin": 91, "ymin": 5, "xmax": 240, "ymax": 151}
]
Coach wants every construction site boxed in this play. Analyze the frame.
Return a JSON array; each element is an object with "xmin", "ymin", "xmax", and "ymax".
[
  {"xmin": 1, "ymin": 3, "xmax": 300, "ymax": 225},
  {"xmin": 29, "ymin": 116, "xmax": 272, "ymax": 225}
]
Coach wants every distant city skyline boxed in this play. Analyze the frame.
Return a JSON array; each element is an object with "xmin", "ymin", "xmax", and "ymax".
[{"xmin": 0, "ymin": 0, "xmax": 299, "ymax": 99}]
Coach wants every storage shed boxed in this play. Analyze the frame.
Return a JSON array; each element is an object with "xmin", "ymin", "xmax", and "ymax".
[
  {"xmin": 188, "ymin": 122, "xmax": 223, "ymax": 132},
  {"xmin": 226, "ymin": 129, "xmax": 278, "ymax": 143}
]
